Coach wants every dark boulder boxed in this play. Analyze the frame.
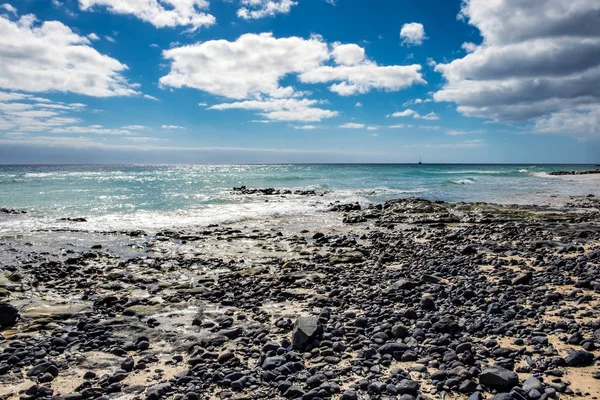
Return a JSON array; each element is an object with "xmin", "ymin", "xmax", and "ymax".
[
  {"xmin": 479, "ymin": 365, "xmax": 519, "ymax": 391},
  {"xmin": 0, "ymin": 303, "xmax": 19, "ymax": 328},
  {"xmin": 292, "ymin": 316, "xmax": 322, "ymax": 350},
  {"xmin": 565, "ymin": 350, "xmax": 595, "ymax": 367}
]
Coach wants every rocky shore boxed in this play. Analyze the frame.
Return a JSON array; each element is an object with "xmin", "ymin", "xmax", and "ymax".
[{"xmin": 1, "ymin": 195, "xmax": 600, "ymax": 400}]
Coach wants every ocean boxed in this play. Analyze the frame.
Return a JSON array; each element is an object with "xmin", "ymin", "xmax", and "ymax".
[{"xmin": 1, "ymin": 164, "xmax": 599, "ymax": 234}]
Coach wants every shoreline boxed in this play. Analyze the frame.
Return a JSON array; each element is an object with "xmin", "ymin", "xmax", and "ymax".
[{"xmin": 1, "ymin": 196, "xmax": 600, "ymax": 400}]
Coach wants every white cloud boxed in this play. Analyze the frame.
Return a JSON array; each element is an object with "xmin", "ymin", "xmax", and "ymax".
[
  {"xmin": 331, "ymin": 43, "xmax": 365, "ymax": 66},
  {"xmin": 403, "ymin": 98, "xmax": 432, "ymax": 107},
  {"xmin": 355, "ymin": 102, "xmax": 362, "ymax": 107},
  {"xmin": 237, "ymin": 0, "xmax": 297, "ymax": 20},
  {"xmin": 161, "ymin": 124, "xmax": 187, "ymax": 129},
  {"xmin": 299, "ymin": 62, "xmax": 425, "ymax": 96},
  {"xmin": 104, "ymin": 35, "xmax": 115, "ymax": 42},
  {"xmin": 210, "ymin": 98, "xmax": 337, "ymax": 122},
  {"xmin": 391, "ymin": 109, "xmax": 439, "ymax": 120},
  {"xmin": 400, "ymin": 22, "xmax": 426, "ymax": 46},
  {"xmin": 198, "ymin": 102, "xmax": 207, "ymax": 107},
  {"xmin": 160, "ymin": 33, "xmax": 330, "ymax": 99},
  {"xmin": 0, "ymin": 92, "xmax": 31, "ymax": 102},
  {"xmin": 87, "ymin": 32, "xmax": 100, "ymax": 40},
  {"xmin": 461, "ymin": 42, "xmax": 477, "ymax": 53},
  {"xmin": 392, "ymin": 109, "xmax": 417, "ymax": 118},
  {"xmin": 435, "ymin": 0, "xmax": 600, "ymax": 139},
  {"xmin": 339, "ymin": 122, "xmax": 365, "ymax": 129},
  {"xmin": 160, "ymin": 33, "xmax": 425, "ymax": 100},
  {"xmin": 367, "ymin": 126, "xmax": 378, "ymax": 131},
  {"xmin": 0, "ymin": 14, "xmax": 137, "ymax": 97},
  {"xmin": 388, "ymin": 124, "xmax": 412, "ymax": 129},
  {"xmin": 534, "ymin": 104, "xmax": 600, "ymax": 138},
  {"xmin": 79, "ymin": 0, "xmax": 215, "ymax": 30},
  {"xmin": 258, "ymin": 108, "xmax": 337, "ymax": 122},
  {"xmin": 210, "ymin": 98, "xmax": 319, "ymax": 112},
  {"xmin": 144, "ymin": 94, "xmax": 160, "ymax": 101},
  {"xmin": 1, "ymin": 3, "xmax": 17, "ymax": 15},
  {"xmin": 293, "ymin": 125, "xmax": 317, "ymax": 130},
  {"xmin": 0, "ymin": 91, "xmax": 88, "ymax": 133}
]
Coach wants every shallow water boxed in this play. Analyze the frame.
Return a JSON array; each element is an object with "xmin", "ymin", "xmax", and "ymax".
[{"xmin": 1, "ymin": 164, "xmax": 599, "ymax": 234}]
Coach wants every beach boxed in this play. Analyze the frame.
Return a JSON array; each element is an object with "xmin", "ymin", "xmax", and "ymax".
[{"xmin": 1, "ymin": 166, "xmax": 600, "ymax": 400}]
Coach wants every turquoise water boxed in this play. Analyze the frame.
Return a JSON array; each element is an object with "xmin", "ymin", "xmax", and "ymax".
[{"xmin": 1, "ymin": 164, "xmax": 598, "ymax": 233}]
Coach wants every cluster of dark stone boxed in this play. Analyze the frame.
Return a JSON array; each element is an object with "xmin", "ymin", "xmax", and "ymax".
[
  {"xmin": 59, "ymin": 218, "xmax": 87, "ymax": 223},
  {"xmin": 232, "ymin": 187, "xmax": 325, "ymax": 196},
  {"xmin": 0, "ymin": 306, "xmax": 158, "ymax": 400},
  {"xmin": 0, "ymin": 207, "xmax": 27, "ymax": 215},
  {"xmin": 548, "ymin": 170, "xmax": 600, "ymax": 176}
]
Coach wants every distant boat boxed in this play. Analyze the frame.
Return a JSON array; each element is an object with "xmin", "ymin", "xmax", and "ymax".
[{"xmin": 418, "ymin": 156, "xmax": 422, "ymax": 165}]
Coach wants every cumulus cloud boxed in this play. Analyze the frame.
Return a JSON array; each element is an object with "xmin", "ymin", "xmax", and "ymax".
[
  {"xmin": 160, "ymin": 33, "xmax": 330, "ymax": 99},
  {"xmin": 78, "ymin": 0, "xmax": 215, "ymax": 30},
  {"xmin": 391, "ymin": 109, "xmax": 439, "ymax": 120},
  {"xmin": 0, "ymin": 14, "xmax": 137, "ymax": 97},
  {"xmin": 392, "ymin": 109, "xmax": 417, "ymax": 118},
  {"xmin": 400, "ymin": 22, "xmax": 426, "ymax": 46},
  {"xmin": 339, "ymin": 123, "xmax": 365, "ymax": 129},
  {"xmin": 209, "ymin": 98, "xmax": 337, "ymax": 122},
  {"xmin": 160, "ymin": 33, "xmax": 425, "ymax": 99},
  {"xmin": 299, "ymin": 62, "xmax": 425, "ymax": 96},
  {"xmin": 237, "ymin": 0, "xmax": 297, "ymax": 20},
  {"xmin": 331, "ymin": 43, "xmax": 365, "ymax": 66},
  {"xmin": 435, "ymin": 0, "xmax": 600, "ymax": 138}
]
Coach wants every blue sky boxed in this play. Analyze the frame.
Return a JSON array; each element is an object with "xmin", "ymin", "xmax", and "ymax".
[{"xmin": 0, "ymin": 0, "xmax": 599, "ymax": 164}]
